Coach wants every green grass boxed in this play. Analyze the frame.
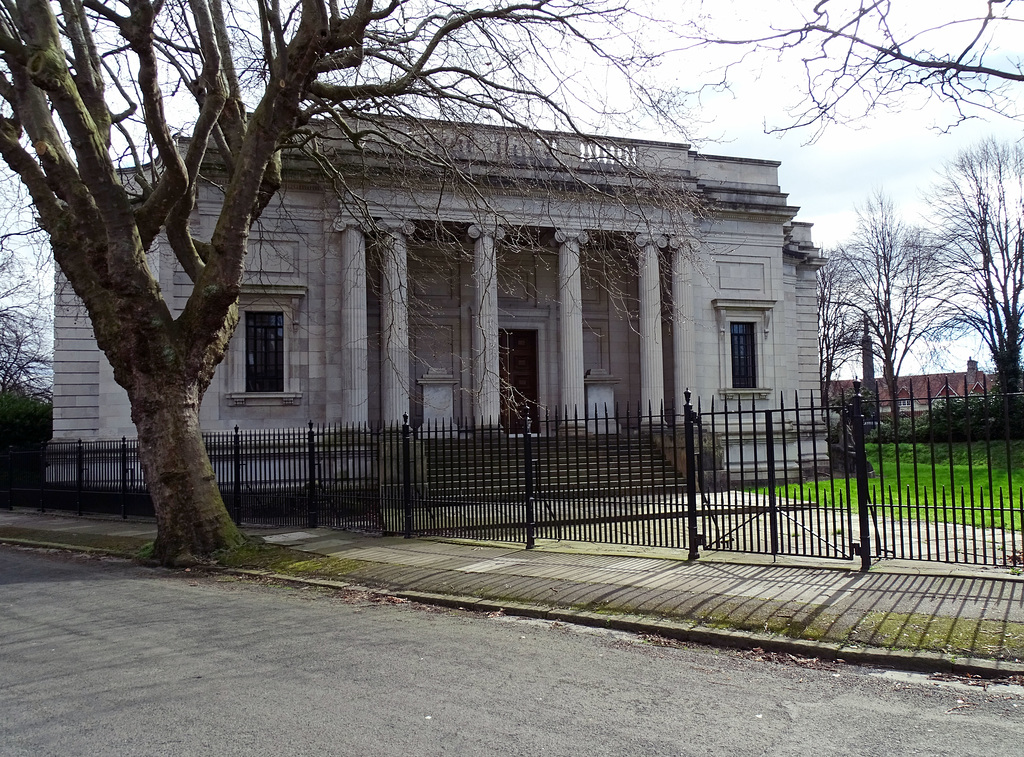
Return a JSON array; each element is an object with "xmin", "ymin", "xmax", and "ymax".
[
  {"xmin": 212, "ymin": 540, "xmax": 369, "ymax": 577},
  {"xmin": 0, "ymin": 526, "xmax": 150, "ymax": 555},
  {"xmin": 770, "ymin": 441, "xmax": 1024, "ymax": 531}
]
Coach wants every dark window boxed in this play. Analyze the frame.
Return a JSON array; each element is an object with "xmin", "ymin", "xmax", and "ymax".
[
  {"xmin": 246, "ymin": 312, "xmax": 284, "ymax": 392},
  {"xmin": 730, "ymin": 322, "xmax": 756, "ymax": 389}
]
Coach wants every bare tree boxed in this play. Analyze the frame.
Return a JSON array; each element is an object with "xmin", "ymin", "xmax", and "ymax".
[
  {"xmin": 930, "ymin": 138, "xmax": 1024, "ymax": 392},
  {"xmin": 816, "ymin": 247, "xmax": 860, "ymax": 402},
  {"xmin": 0, "ymin": 0, "xmax": 682, "ymax": 565},
  {"xmin": 0, "ymin": 212, "xmax": 51, "ymax": 400},
  {"xmin": 685, "ymin": 0, "xmax": 1024, "ymax": 136},
  {"xmin": 842, "ymin": 191, "xmax": 948, "ymax": 418},
  {"xmin": 0, "ymin": 312, "xmax": 51, "ymax": 398}
]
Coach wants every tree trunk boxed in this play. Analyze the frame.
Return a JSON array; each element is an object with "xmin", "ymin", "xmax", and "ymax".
[
  {"xmin": 130, "ymin": 378, "xmax": 244, "ymax": 566},
  {"xmin": 994, "ymin": 345, "xmax": 1023, "ymax": 394}
]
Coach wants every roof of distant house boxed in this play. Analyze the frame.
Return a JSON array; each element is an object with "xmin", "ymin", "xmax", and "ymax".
[{"xmin": 833, "ymin": 360, "xmax": 988, "ymax": 401}]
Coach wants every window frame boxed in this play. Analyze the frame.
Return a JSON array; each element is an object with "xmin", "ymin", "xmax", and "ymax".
[
  {"xmin": 730, "ymin": 322, "xmax": 757, "ymax": 389},
  {"xmin": 245, "ymin": 311, "xmax": 285, "ymax": 393},
  {"xmin": 223, "ymin": 285, "xmax": 306, "ymax": 407},
  {"xmin": 712, "ymin": 298, "xmax": 775, "ymax": 398}
]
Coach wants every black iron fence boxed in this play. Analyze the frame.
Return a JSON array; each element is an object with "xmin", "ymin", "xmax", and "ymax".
[{"xmin": 3, "ymin": 383, "xmax": 1023, "ymax": 569}]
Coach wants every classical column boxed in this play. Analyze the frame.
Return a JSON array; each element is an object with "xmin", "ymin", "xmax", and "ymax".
[
  {"xmin": 671, "ymin": 242, "xmax": 695, "ymax": 415},
  {"xmin": 379, "ymin": 219, "xmax": 415, "ymax": 423},
  {"xmin": 635, "ymin": 234, "xmax": 666, "ymax": 416},
  {"xmin": 325, "ymin": 231, "xmax": 344, "ymax": 421},
  {"xmin": 556, "ymin": 228, "xmax": 587, "ymax": 419},
  {"xmin": 338, "ymin": 223, "xmax": 368, "ymax": 424},
  {"xmin": 469, "ymin": 222, "xmax": 504, "ymax": 425}
]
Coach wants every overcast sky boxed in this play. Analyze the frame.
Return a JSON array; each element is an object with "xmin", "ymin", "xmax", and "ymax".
[{"xmin": 633, "ymin": 0, "xmax": 1024, "ymax": 249}]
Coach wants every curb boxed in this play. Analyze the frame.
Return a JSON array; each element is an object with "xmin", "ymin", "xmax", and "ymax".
[
  {"xmin": 226, "ymin": 568, "xmax": 1024, "ymax": 681},
  {"xmin": 389, "ymin": 590, "xmax": 1024, "ymax": 680}
]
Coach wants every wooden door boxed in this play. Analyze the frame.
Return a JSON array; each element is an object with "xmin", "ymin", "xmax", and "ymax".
[{"xmin": 499, "ymin": 329, "xmax": 539, "ymax": 433}]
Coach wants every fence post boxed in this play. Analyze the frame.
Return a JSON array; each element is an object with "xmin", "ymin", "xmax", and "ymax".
[
  {"xmin": 764, "ymin": 412, "xmax": 779, "ymax": 556},
  {"xmin": 402, "ymin": 415, "xmax": 413, "ymax": 538},
  {"xmin": 5, "ymin": 446, "xmax": 12, "ymax": 510},
  {"xmin": 851, "ymin": 380, "xmax": 873, "ymax": 571},
  {"xmin": 120, "ymin": 437, "xmax": 128, "ymax": 520},
  {"xmin": 307, "ymin": 421, "xmax": 318, "ymax": 529},
  {"xmin": 684, "ymin": 390, "xmax": 700, "ymax": 560},
  {"xmin": 232, "ymin": 426, "xmax": 242, "ymax": 524},
  {"xmin": 524, "ymin": 404, "xmax": 536, "ymax": 549},
  {"xmin": 73, "ymin": 439, "xmax": 83, "ymax": 516},
  {"xmin": 38, "ymin": 441, "xmax": 47, "ymax": 512}
]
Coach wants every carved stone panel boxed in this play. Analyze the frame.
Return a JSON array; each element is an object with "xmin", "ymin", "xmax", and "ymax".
[{"xmin": 717, "ymin": 261, "xmax": 765, "ymax": 293}]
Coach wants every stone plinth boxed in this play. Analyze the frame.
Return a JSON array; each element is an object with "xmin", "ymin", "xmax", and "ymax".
[
  {"xmin": 585, "ymin": 368, "xmax": 620, "ymax": 434},
  {"xmin": 418, "ymin": 369, "xmax": 457, "ymax": 434}
]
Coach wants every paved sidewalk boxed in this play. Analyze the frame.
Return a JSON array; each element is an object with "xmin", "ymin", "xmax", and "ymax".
[{"xmin": 3, "ymin": 509, "xmax": 1024, "ymax": 677}]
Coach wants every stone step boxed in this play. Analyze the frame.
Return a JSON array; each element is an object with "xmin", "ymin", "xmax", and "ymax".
[{"xmin": 420, "ymin": 437, "xmax": 686, "ymax": 493}]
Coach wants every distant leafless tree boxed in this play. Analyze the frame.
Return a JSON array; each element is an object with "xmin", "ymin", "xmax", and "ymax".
[
  {"xmin": 817, "ymin": 248, "xmax": 860, "ymax": 402},
  {"xmin": 0, "ymin": 313, "xmax": 51, "ymax": 399},
  {"xmin": 0, "ymin": 195, "xmax": 51, "ymax": 400},
  {"xmin": 930, "ymin": 138, "xmax": 1024, "ymax": 393},
  {"xmin": 684, "ymin": 0, "xmax": 1024, "ymax": 136},
  {"xmin": 842, "ymin": 191, "xmax": 949, "ymax": 418}
]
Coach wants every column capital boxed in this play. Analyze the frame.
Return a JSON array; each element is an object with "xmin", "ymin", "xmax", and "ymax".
[
  {"xmin": 555, "ymin": 228, "xmax": 589, "ymax": 246},
  {"xmin": 375, "ymin": 217, "xmax": 416, "ymax": 238},
  {"xmin": 634, "ymin": 233, "xmax": 682, "ymax": 250},
  {"xmin": 332, "ymin": 216, "xmax": 365, "ymax": 233},
  {"xmin": 468, "ymin": 222, "xmax": 506, "ymax": 242}
]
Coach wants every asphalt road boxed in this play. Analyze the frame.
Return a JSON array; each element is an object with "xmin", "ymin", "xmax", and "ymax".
[{"xmin": 1, "ymin": 546, "xmax": 1022, "ymax": 757}]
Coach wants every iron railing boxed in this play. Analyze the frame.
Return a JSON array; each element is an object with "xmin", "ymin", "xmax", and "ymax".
[{"xmin": 3, "ymin": 384, "xmax": 1024, "ymax": 569}]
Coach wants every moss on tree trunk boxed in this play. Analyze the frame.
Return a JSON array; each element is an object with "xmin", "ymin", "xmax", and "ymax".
[{"xmin": 131, "ymin": 380, "xmax": 244, "ymax": 566}]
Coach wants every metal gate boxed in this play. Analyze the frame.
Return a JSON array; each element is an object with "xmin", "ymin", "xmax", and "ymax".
[{"xmin": 693, "ymin": 394, "xmax": 855, "ymax": 561}]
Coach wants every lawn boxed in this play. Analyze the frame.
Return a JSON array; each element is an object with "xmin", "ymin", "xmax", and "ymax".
[{"xmin": 772, "ymin": 441, "xmax": 1024, "ymax": 531}]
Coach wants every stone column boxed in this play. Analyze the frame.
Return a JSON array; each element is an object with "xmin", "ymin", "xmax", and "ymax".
[
  {"xmin": 556, "ymin": 229, "xmax": 587, "ymax": 420},
  {"xmin": 671, "ymin": 242, "xmax": 695, "ymax": 416},
  {"xmin": 379, "ymin": 219, "xmax": 415, "ymax": 423},
  {"xmin": 338, "ymin": 223, "xmax": 368, "ymax": 425},
  {"xmin": 635, "ymin": 234, "xmax": 666, "ymax": 416},
  {"xmin": 325, "ymin": 231, "xmax": 344, "ymax": 421},
  {"xmin": 469, "ymin": 223, "xmax": 504, "ymax": 425}
]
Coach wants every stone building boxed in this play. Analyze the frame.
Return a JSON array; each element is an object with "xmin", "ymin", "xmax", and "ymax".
[{"xmin": 52, "ymin": 123, "xmax": 824, "ymax": 439}]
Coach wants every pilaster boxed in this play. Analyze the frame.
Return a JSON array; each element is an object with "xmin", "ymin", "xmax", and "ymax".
[{"xmin": 671, "ymin": 243, "xmax": 696, "ymax": 415}]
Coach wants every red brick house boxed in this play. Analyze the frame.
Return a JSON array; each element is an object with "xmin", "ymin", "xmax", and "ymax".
[{"xmin": 835, "ymin": 359, "xmax": 987, "ymax": 415}]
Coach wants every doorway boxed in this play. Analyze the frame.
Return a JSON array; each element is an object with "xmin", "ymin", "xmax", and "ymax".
[{"xmin": 499, "ymin": 329, "xmax": 539, "ymax": 433}]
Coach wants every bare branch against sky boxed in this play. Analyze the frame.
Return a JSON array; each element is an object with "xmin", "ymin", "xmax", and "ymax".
[{"xmin": 680, "ymin": 0, "xmax": 1024, "ymax": 140}]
